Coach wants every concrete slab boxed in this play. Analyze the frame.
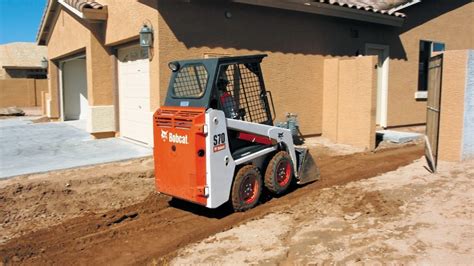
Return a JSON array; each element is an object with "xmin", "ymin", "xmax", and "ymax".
[
  {"xmin": 63, "ymin": 119, "xmax": 87, "ymax": 131},
  {"xmin": 376, "ymin": 130, "xmax": 423, "ymax": 144},
  {"xmin": 0, "ymin": 119, "xmax": 152, "ymax": 179}
]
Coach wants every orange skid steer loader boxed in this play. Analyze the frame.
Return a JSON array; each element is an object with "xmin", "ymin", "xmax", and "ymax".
[{"xmin": 153, "ymin": 55, "xmax": 319, "ymax": 211}]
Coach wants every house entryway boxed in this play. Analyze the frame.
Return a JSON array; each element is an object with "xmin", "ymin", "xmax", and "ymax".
[
  {"xmin": 61, "ymin": 57, "xmax": 89, "ymax": 122},
  {"xmin": 117, "ymin": 45, "xmax": 153, "ymax": 146},
  {"xmin": 366, "ymin": 44, "xmax": 389, "ymax": 128}
]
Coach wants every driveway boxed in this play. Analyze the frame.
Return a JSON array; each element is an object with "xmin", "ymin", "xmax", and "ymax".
[{"xmin": 0, "ymin": 118, "xmax": 152, "ymax": 179}]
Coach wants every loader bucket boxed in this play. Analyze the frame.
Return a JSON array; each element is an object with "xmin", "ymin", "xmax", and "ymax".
[{"xmin": 295, "ymin": 147, "xmax": 320, "ymax": 185}]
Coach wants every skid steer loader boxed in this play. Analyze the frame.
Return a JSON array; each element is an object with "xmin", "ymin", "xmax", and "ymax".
[{"xmin": 153, "ymin": 54, "xmax": 319, "ymax": 211}]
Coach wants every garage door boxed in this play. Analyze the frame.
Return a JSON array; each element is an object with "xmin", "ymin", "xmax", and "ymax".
[
  {"xmin": 117, "ymin": 45, "xmax": 153, "ymax": 145},
  {"xmin": 63, "ymin": 58, "xmax": 88, "ymax": 121}
]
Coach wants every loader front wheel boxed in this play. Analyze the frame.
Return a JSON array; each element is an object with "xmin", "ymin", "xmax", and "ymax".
[
  {"xmin": 264, "ymin": 151, "xmax": 293, "ymax": 195},
  {"xmin": 231, "ymin": 165, "xmax": 262, "ymax": 212}
]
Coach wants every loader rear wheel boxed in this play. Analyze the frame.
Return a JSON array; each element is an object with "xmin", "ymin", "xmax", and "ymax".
[
  {"xmin": 231, "ymin": 165, "xmax": 262, "ymax": 212},
  {"xmin": 264, "ymin": 151, "xmax": 293, "ymax": 195}
]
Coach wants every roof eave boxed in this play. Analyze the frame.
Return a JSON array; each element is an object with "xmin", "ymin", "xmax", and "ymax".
[
  {"xmin": 58, "ymin": 0, "xmax": 108, "ymax": 21},
  {"xmin": 36, "ymin": 0, "xmax": 108, "ymax": 46},
  {"xmin": 390, "ymin": 0, "xmax": 421, "ymax": 13},
  {"xmin": 232, "ymin": 0, "xmax": 405, "ymax": 27},
  {"xmin": 36, "ymin": 0, "xmax": 57, "ymax": 46},
  {"xmin": 2, "ymin": 66, "xmax": 45, "ymax": 70}
]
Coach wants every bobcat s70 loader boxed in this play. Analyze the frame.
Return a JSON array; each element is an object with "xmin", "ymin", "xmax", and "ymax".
[{"xmin": 153, "ymin": 54, "xmax": 319, "ymax": 211}]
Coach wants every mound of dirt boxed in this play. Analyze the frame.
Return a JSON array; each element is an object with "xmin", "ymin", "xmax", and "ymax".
[
  {"xmin": 173, "ymin": 158, "xmax": 474, "ymax": 265},
  {"xmin": 0, "ymin": 157, "xmax": 155, "ymax": 243}
]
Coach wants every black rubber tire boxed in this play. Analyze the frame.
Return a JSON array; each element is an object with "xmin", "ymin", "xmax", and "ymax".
[
  {"xmin": 231, "ymin": 165, "xmax": 263, "ymax": 212},
  {"xmin": 264, "ymin": 151, "xmax": 294, "ymax": 195}
]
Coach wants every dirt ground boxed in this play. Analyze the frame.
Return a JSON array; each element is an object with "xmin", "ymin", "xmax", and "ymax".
[
  {"xmin": 0, "ymin": 144, "xmax": 426, "ymax": 265},
  {"xmin": 173, "ymin": 158, "xmax": 474, "ymax": 265},
  {"xmin": 0, "ymin": 158, "xmax": 156, "ymax": 243}
]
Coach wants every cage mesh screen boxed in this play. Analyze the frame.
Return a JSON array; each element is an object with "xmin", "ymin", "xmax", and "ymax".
[
  {"xmin": 218, "ymin": 63, "xmax": 269, "ymax": 124},
  {"xmin": 173, "ymin": 64, "xmax": 208, "ymax": 98}
]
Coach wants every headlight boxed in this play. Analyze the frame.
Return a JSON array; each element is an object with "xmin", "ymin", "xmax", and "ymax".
[{"xmin": 168, "ymin": 62, "xmax": 180, "ymax": 72}]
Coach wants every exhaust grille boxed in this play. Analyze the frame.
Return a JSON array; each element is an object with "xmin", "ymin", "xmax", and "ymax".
[{"xmin": 154, "ymin": 108, "xmax": 204, "ymax": 130}]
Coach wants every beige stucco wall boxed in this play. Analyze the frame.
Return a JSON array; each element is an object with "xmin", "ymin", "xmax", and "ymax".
[
  {"xmin": 86, "ymin": 27, "xmax": 114, "ymax": 106},
  {"xmin": 438, "ymin": 50, "xmax": 468, "ymax": 162},
  {"xmin": 42, "ymin": 0, "xmax": 473, "ymax": 137},
  {"xmin": 46, "ymin": 8, "xmax": 116, "ymax": 127},
  {"xmin": 323, "ymin": 56, "xmax": 377, "ymax": 150},
  {"xmin": 322, "ymin": 58, "xmax": 340, "ymax": 141},
  {"xmin": 0, "ymin": 69, "xmax": 7, "ymax": 79},
  {"xmin": 100, "ymin": 0, "xmax": 157, "ymax": 46},
  {"xmin": 46, "ymin": 2, "xmax": 160, "ymax": 129},
  {"xmin": 156, "ymin": 1, "xmax": 405, "ymax": 136},
  {"xmin": 34, "ymin": 79, "xmax": 48, "ymax": 106},
  {"xmin": 46, "ymin": 9, "xmax": 89, "ymax": 119},
  {"xmin": 386, "ymin": 1, "xmax": 474, "ymax": 127},
  {"xmin": 0, "ymin": 79, "xmax": 47, "ymax": 108},
  {"xmin": 46, "ymin": 62, "xmax": 59, "ymax": 117},
  {"xmin": 47, "ymin": 10, "xmax": 89, "ymax": 60},
  {"xmin": 99, "ymin": 0, "xmax": 160, "ymax": 114}
]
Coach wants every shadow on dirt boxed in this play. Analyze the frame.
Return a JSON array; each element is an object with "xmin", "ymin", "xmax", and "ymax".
[
  {"xmin": 167, "ymin": 179, "xmax": 312, "ymax": 219},
  {"xmin": 168, "ymin": 198, "xmax": 234, "ymax": 219}
]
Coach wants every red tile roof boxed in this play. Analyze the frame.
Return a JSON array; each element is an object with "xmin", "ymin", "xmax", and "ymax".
[
  {"xmin": 63, "ymin": 0, "xmax": 104, "ymax": 12},
  {"xmin": 315, "ymin": 0, "xmax": 408, "ymax": 17}
]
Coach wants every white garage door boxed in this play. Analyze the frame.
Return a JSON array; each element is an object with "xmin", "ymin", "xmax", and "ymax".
[
  {"xmin": 63, "ymin": 58, "xmax": 88, "ymax": 121},
  {"xmin": 117, "ymin": 45, "xmax": 153, "ymax": 145}
]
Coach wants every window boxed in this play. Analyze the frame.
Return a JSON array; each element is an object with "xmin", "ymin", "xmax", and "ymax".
[
  {"xmin": 418, "ymin": 40, "xmax": 445, "ymax": 91},
  {"xmin": 216, "ymin": 62, "xmax": 271, "ymax": 124},
  {"xmin": 172, "ymin": 64, "xmax": 208, "ymax": 98}
]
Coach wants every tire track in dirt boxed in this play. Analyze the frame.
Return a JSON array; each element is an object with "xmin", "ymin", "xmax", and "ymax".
[{"xmin": 0, "ymin": 145, "xmax": 423, "ymax": 265}]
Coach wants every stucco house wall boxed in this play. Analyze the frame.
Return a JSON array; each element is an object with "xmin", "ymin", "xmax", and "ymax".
[
  {"xmin": 155, "ymin": 0, "xmax": 393, "ymax": 136},
  {"xmin": 0, "ymin": 79, "xmax": 47, "ymax": 108},
  {"xmin": 155, "ymin": 0, "xmax": 473, "ymax": 135},
  {"xmin": 46, "ymin": 8, "xmax": 116, "ymax": 134},
  {"xmin": 438, "ymin": 50, "xmax": 474, "ymax": 162},
  {"xmin": 47, "ymin": 10, "xmax": 89, "ymax": 60},
  {"xmin": 322, "ymin": 56, "xmax": 377, "ymax": 150},
  {"xmin": 45, "ymin": 1, "xmax": 159, "ymax": 137},
  {"xmin": 46, "ymin": 9, "xmax": 90, "ymax": 118},
  {"xmin": 41, "ymin": 0, "xmax": 473, "ymax": 141},
  {"xmin": 99, "ymin": 0, "xmax": 161, "ymax": 112},
  {"xmin": 386, "ymin": 0, "xmax": 474, "ymax": 127}
]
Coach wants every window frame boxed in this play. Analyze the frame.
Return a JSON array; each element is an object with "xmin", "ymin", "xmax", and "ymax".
[
  {"xmin": 171, "ymin": 63, "xmax": 210, "ymax": 99},
  {"xmin": 417, "ymin": 40, "xmax": 446, "ymax": 94}
]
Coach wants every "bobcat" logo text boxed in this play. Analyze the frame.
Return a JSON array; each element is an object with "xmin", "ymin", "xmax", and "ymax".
[{"xmin": 161, "ymin": 130, "xmax": 189, "ymax": 144}]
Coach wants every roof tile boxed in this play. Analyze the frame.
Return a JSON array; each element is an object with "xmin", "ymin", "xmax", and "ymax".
[
  {"xmin": 315, "ymin": 0, "xmax": 408, "ymax": 17},
  {"xmin": 63, "ymin": 0, "xmax": 104, "ymax": 12}
]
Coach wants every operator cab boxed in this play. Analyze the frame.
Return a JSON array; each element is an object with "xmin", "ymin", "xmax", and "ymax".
[
  {"xmin": 164, "ymin": 54, "xmax": 273, "ymax": 124},
  {"xmin": 163, "ymin": 54, "xmax": 276, "ymax": 155}
]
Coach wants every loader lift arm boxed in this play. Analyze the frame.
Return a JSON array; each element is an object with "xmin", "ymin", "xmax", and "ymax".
[{"xmin": 226, "ymin": 118, "xmax": 299, "ymax": 177}]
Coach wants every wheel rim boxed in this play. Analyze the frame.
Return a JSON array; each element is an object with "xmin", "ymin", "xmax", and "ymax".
[
  {"xmin": 240, "ymin": 174, "xmax": 259, "ymax": 204},
  {"xmin": 276, "ymin": 160, "xmax": 291, "ymax": 186}
]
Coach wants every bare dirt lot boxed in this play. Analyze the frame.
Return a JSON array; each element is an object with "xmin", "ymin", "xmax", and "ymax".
[
  {"xmin": 0, "ymin": 145, "xmax": 425, "ymax": 265},
  {"xmin": 173, "ymin": 158, "xmax": 474, "ymax": 265}
]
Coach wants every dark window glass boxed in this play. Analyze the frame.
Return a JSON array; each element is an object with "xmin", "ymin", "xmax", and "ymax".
[{"xmin": 418, "ymin": 40, "xmax": 445, "ymax": 91}]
